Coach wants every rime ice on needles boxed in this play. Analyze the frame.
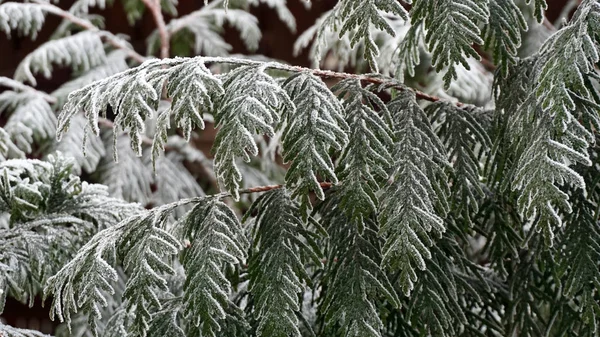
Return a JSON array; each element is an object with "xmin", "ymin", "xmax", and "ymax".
[
  {"xmin": 482, "ymin": 0, "xmax": 528, "ymax": 75},
  {"xmin": 44, "ymin": 225, "xmax": 122, "ymax": 335},
  {"xmin": 379, "ymin": 90, "xmax": 450, "ymax": 295},
  {"xmin": 156, "ymin": 0, "xmax": 261, "ymax": 56},
  {"xmin": 509, "ymin": 1, "xmax": 600, "ymax": 245},
  {"xmin": 179, "ymin": 199, "xmax": 248, "ymax": 336},
  {"xmin": 512, "ymin": 118, "xmax": 591, "ymax": 245},
  {"xmin": 0, "ymin": 128, "xmax": 22, "ymax": 160},
  {"xmin": 1, "ymin": 154, "xmax": 137, "ymax": 330},
  {"xmin": 58, "ymin": 59, "xmax": 164, "ymax": 158},
  {"xmin": 319, "ymin": 192, "xmax": 400, "ymax": 337},
  {"xmin": 163, "ymin": 60, "xmax": 222, "ymax": 141},
  {"xmin": 560, "ymin": 199, "xmax": 600, "ymax": 329},
  {"xmin": 245, "ymin": 189, "xmax": 324, "ymax": 337},
  {"xmin": 148, "ymin": 152, "xmax": 205, "ymax": 219},
  {"xmin": 527, "ymin": 0, "xmax": 549, "ymax": 23},
  {"xmin": 0, "ymin": 2, "xmax": 46, "ymax": 39},
  {"xmin": 46, "ymin": 203, "xmax": 181, "ymax": 337},
  {"xmin": 15, "ymin": 31, "xmax": 108, "ymax": 86},
  {"xmin": 409, "ymin": 0, "xmax": 489, "ymax": 87},
  {"xmin": 51, "ymin": 50, "xmax": 130, "ymax": 108},
  {"xmin": 51, "ymin": 114, "xmax": 106, "ymax": 175},
  {"xmin": 0, "ymin": 91, "xmax": 56, "ymax": 155},
  {"xmin": 429, "ymin": 102, "xmax": 491, "ymax": 221},
  {"xmin": 534, "ymin": 0, "xmax": 600, "ymax": 131},
  {"xmin": 213, "ymin": 64, "xmax": 292, "ymax": 200},
  {"xmin": 409, "ymin": 233, "xmax": 490, "ymax": 336},
  {"xmin": 318, "ymin": 80, "xmax": 397, "ymax": 336},
  {"xmin": 332, "ymin": 78, "xmax": 394, "ymax": 225},
  {"xmin": 336, "ymin": 0, "xmax": 408, "ymax": 71},
  {"xmin": 297, "ymin": 0, "xmax": 408, "ymax": 72},
  {"xmin": 282, "ymin": 72, "xmax": 348, "ymax": 217},
  {"xmin": 57, "ymin": 58, "xmax": 223, "ymax": 165},
  {"xmin": 99, "ymin": 134, "xmax": 153, "ymax": 204}
]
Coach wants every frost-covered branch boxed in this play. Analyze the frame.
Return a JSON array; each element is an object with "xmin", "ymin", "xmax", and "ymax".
[
  {"xmin": 30, "ymin": 0, "xmax": 146, "ymax": 63},
  {"xmin": 0, "ymin": 76, "xmax": 56, "ymax": 102}
]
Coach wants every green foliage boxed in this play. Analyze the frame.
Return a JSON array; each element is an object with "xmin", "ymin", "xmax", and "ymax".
[
  {"xmin": 406, "ymin": 230, "xmax": 492, "ymax": 337},
  {"xmin": 213, "ymin": 64, "xmax": 291, "ymax": 200},
  {"xmin": 159, "ymin": 59, "xmax": 222, "ymax": 151},
  {"xmin": 45, "ymin": 202, "xmax": 181, "ymax": 337},
  {"xmin": 379, "ymin": 90, "xmax": 450, "ymax": 295},
  {"xmin": 0, "ymin": 154, "xmax": 136, "ymax": 327},
  {"xmin": 336, "ymin": 0, "xmax": 408, "ymax": 71},
  {"xmin": 282, "ymin": 72, "xmax": 348, "ymax": 218},
  {"xmin": 332, "ymin": 79, "xmax": 393, "ymax": 224},
  {"xmin": 429, "ymin": 102, "xmax": 491, "ymax": 222},
  {"xmin": 483, "ymin": 0, "xmax": 528, "ymax": 74},
  {"xmin": 319, "ymin": 190, "xmax": 399, "ymax": 337},
  {"xmin": 244, "ymin": 189, "xmax": 324, "ymax": 337},
  {"xmin": 5, "ymin": 0, "xmax": 600, "ymax": 336},
  {"xmin": 410, "ymin": 0, "xmax": 489, "ymax": 87},
  {"xmin": 179, "ymin": 199, "xmax": 248, "ymax": 336}
]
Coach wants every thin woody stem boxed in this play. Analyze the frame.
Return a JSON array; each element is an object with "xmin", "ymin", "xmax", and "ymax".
[
  {"xmin": 141, "ymin": 0, "xmax": 170, "ymax": 59},
  {"xmin": 236, "ymin": 182, "xmax": 333, "ymax": 195},
  {"xmin": 177, "ymin": 182, "xmax": 334, "ymax": 207},
  {"xmin": 4, "ymin": 55, "xmax": 476, "ymax": 110},
  {"xmin": 166, "ymin": 56, "xmax": 474, "ymax": 107}
]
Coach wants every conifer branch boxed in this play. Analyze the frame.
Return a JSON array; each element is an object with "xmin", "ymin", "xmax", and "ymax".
[
  {"xmin": 0, "ymin": 77, "xmax": 56, "ymax": 103},
  {"xmin": 30, "ymin": 0, "xmax": 146, "ymax": 63}
]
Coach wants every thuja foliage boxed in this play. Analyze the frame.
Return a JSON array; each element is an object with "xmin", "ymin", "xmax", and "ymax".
[{"xmin": 1, "ymin": 0, "xmax": 600, "ymax": 336}]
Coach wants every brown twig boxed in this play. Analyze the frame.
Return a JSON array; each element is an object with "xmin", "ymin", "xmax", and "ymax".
[
  {"xmin": 31, "ymin": 0, "xmax": 146, "ymax": 63},
  {"xmin": 141, "ymin": 0, "xmax": 170, "ymax": 59},
  {"xmin": 236, "ymin": 182, "xmax": 333, "ymax": 195},
  {"xmin": 188, "ymin": 57, "xmax": 472, "ymax": 108}
]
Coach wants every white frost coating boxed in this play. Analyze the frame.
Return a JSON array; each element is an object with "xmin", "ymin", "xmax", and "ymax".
[
  {"xmin": 0, "ymin": 92, "xmax": 55, "ymax": 155},
  {"xmin": 379, "ymin": 91, "xmax": 450, "ymax": 296},
  {"xmin": 213, "ymin": 64, "xmax": 292, "ymax": 200},
  {"xmin": 0, "ymin": 2, "xmax": 46, "ymax": 39},
  {"xmin": 15, "ymin": 31, "xmax": 108, "ymax": 86},
  {"xmin": 282, "ymin": 72, "xmax": 348, "ymax": 214}
]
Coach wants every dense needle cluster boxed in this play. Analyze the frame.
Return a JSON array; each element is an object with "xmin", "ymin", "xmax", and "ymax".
[{"xmin": 1, "ymin": 0, "xmax": 600, "ymax": 336}]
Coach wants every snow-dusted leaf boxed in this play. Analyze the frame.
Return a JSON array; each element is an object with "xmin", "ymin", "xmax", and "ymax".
[
  {"xmin": 379, "ymin": 90, "xmax": 450, "ymax": 295},
  {"xmin": 180, "ymin": 199, "xmax": 248, "ymax": 336},
  {"xmin": 213, "ymin": 64, "xmax": 292, "ymax": 200},
  {"xmin": 153, "ymin": 2, "xmax": 261, "ymax": 56},
  {"xmin": 483, "ymin": 0, "xmax": 528, "ymax": 74},
  {"xmin": 245, "ymin": 189, "xmax": 324, "ymax": 337},
  {"xmin": 51, "ymin": 50, "xmax": 130, "ymax": 108},
  {"xmin": 410, "ymin": 0, "xmax": 489, "ymax": 87},
  {"xmin": 51, "ymin": 114, "xmax": 106, "ymax": 174},
  {"xmin": 98, "ymin": 134, "xmax": 153, "ymax": 204},
  {"xmin": 282, "ymin": 72, "xmax": 348, "ymax": 217},
  {"xmin": 0, "ymin": 91, "xmax": 55, "ymax": 154},
  {"xmin": 15, "ymin": 31, "xmax": 108, "ymax": 86},
  {"xmin": 0, "ymin": 2, "xmax": 46, "ymax": 39},
  {"xmin": 333, "ymin": 79, "xmax": 393, "ymax": 224}
]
